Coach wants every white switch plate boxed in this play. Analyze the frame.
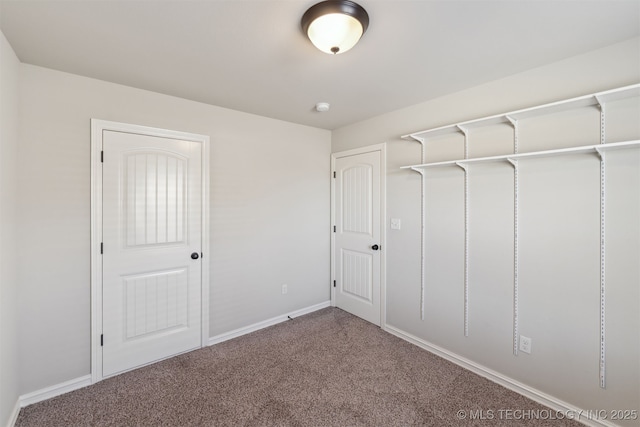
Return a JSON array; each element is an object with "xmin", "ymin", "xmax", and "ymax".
[
  {"xmin": 520, "ymin": 335, "xmax": 532, "ymax": 354},
  {"xmin": 390, "ymin": 218, "xmax": 401, "ymax": 230},
  {"xmin": 281, "ymin": 284, "xmax": 288, "ymax": 295}
]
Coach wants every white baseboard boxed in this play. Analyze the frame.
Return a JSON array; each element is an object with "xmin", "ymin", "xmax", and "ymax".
[
  {"xmin": 18, "ymin": 374, "xmax": 92, "ymax": 409},
  {"xmin": 384, "ymin": 324, "xmax": 618, "ymax": 427},
  {"xmin": 11, "ymin": 301, "xmax": 331, "ymax": 423},
  {"xmin": 5, "ymin": 400, "xmax": 20, "ymax": 427},
  {"xmin": 208, "ymin": 300, "xmax": 331, "ymax": 346},
  {"xmin": 11, "ymin": 309, "xmax": 615, "ymax": 427}
]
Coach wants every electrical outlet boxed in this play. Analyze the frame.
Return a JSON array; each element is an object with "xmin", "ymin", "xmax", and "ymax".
[
  {"xmin": 281, "ymin": 284, "xmax": 288, "ymax": 295},
  {"xmin": 520, "ymin": 335, "xmax": 532, "ymax": 354},
  {"xmin": 390, "ymin": 218, "xmax": 401, "ymax": 230}
]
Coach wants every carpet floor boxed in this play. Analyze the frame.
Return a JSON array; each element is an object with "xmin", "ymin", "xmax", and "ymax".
[{"xmin": 16, "ymin": 307, "xmax": 581, "ymax": 426}]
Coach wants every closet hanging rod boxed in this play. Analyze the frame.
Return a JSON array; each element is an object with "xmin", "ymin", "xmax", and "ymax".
[{"xmin": 401, "ymin": 139, "xmax": 640, "ymax": 170}]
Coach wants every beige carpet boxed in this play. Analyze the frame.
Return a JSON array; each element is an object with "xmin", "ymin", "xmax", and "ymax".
[{"xmin": 16, "ymin": 308, "xmax": 580, "ymax": 426}]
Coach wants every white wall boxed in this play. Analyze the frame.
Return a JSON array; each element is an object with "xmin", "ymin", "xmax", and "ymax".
[
  {"xmin": 0, "ymin": 28, "xmax": 20, "ymax": 427},
  {"xmin": 333, "ymin": 37, "xmax": 640, "ymax": 425},
  {"xmin": 7, "ymin": 27, "xmax": 639, "ymax": 425},
  {"xmin": 17, "ymin": 64, "xmax": 331, "ymax": 394}
]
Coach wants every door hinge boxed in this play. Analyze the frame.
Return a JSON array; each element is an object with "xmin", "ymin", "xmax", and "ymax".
[
  {"xmin": 333, "ymin": 226, "xmax": 336, "ymax": 232},
  {"xmin": 333, "ymin": 171, "xmax": 336, "ymax": 178},
  {"xmin": 333, "ymin": 280, "xmax": 336, "ymax": 288},
  {"xmin": 100, "ymin": 334, "xmax": 103, "ymax": 346},
  {"xmin": 101, "ymin": 151, "xmax": 104, "ymax": 163},
  {"xmin": 100, "ymin": 242, "xmax": 103, "ymax": 254}
]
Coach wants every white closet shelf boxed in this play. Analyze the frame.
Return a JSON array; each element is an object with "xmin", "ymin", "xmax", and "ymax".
[
  {"xmin": 402, "ymin": 84, "xmax": 640, "ymax": 142},
  {"xmin": 401, "ymin": 140, "xmax": 640, "ymax": 170}
]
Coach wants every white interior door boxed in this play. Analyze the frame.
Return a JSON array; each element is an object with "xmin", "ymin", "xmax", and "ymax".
[
  {"xmin": 333, "ymin": 150, "xmax": 382, "ymax": 326},
  {"xmin": 102, "ymin": 130, "xmax": 202, "ymax": 377}
]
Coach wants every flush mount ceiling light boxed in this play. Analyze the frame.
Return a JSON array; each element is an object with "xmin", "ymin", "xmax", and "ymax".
[{"xmin": 301, "ymin": 0, "xmax": 369, "ymax": 55}]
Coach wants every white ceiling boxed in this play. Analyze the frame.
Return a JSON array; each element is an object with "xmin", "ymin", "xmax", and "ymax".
[{"xmin": 1, "ymin": 0, "xmax": 638, "ymax": 130}]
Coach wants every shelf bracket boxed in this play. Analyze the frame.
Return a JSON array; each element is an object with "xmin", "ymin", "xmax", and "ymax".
[
  {"xmin": 410, "ymin": 135, "xmax": 427, "ymax": 167},
  {"xmin": 457, "ymin": 125, "xmax": 469, "ymax": 160},
  {"xmin": 454, "ymin": 161, "xmax": 467, "ymax": 171},
  {"xmin": 594, "ymin": 95, "xmax": 605, "ymax": 111},
  {"xmin": 408, "ymin": 135, "xmax": 426, "ymax": 144},
  {"xmin": 506, "ymin": 115, "xmax": 519, "ymax": 154},
  {"xmin": 595, "ymin": 96, "xmax": 606, "ymax": 146}
]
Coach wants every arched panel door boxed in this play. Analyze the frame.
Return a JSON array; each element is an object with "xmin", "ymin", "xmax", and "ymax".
[
  {"xmin": 334, "ymin": 150, "xmax": 381, "ymax": 325},
  {"xmin": 102, "ymin": 130, "xmax": 202, "ymax": 377}
]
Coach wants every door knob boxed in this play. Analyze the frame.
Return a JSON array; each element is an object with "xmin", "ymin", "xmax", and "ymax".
[
  {"xmin": 191, "ymin": 252, "xmax": 199, "ymax": 260},
  {"xmin": 371, "ymin": 244, "xmax": 379, "ymax": 251}
]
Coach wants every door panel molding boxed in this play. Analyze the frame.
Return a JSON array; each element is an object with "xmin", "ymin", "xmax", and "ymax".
[
  {"xmin": 331, "ymin": 143, "xmax": 386, "ymax": 327},
  {"xmin": 91, "ymin": 119, "xmax": 210, "ymax": 383}
]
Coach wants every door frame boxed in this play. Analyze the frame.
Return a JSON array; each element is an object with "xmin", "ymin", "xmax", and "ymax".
[
  {"xmin": 330, "ymin": 143, "xmax": 387, "ymax": 328},
  {"xmin": 90, "ymin": 119, "xmax": 210, "ymax": 383}
]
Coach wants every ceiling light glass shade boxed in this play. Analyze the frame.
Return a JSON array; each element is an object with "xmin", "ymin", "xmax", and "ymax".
[
  {"xmin": 301, "ymin": 1, "xmax": 369, "ymax": 55},
  {"xmin": 307, "ymin": 13, "xmax": 362, "ymax": 54}
]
